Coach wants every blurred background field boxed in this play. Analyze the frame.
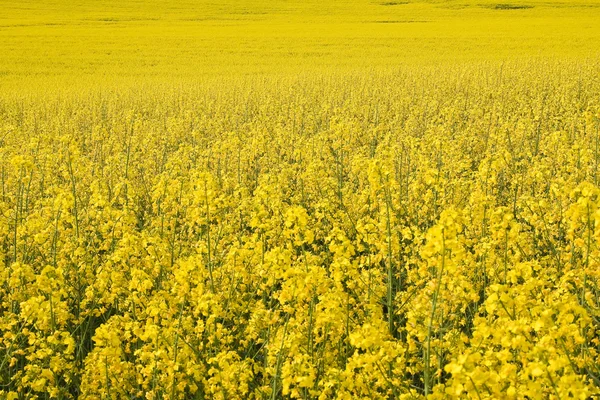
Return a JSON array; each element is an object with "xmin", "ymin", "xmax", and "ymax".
[{"xmin": 1, "ymin": 0, "xmax": 600, "ymax": 88}]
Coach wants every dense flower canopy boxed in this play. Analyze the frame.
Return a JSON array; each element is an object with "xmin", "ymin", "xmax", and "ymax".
[{"xmin": 1, "ymin": 64, "xmax": 599, "ymax": 398}]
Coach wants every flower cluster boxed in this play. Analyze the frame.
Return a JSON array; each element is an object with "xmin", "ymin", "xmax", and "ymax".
[{"xmin": 1, "ymin": 63, "xmax": 599, "ymax": 398}]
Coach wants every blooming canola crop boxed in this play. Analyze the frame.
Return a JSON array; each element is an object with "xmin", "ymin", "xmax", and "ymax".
[{"xmin": 1, "ymin": 1, "xmax": 600, "ymax": 399}]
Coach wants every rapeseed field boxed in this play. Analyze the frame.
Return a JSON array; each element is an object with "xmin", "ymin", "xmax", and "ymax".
[{"xmin": 1, "ymin": 1, "xmax": 600, "ymax": 399}]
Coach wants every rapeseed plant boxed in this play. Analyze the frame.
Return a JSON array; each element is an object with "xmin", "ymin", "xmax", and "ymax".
[{"xmin": 1, "ymin": 1, "xmax": 600, "ymax": 399}]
